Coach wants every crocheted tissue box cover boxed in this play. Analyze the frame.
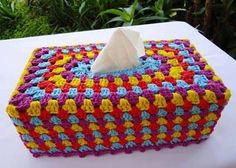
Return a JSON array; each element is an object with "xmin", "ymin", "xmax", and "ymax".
[{"xmin": 6, "ymin": 39, "xmax": 231, "ymax": 157}]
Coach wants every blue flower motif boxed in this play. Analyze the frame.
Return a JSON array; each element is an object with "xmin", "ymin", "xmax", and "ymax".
[
  {"xmin": 148, "ymin": 84, "xmax": 159, "ymax": 93},
  {"xmin": 157, "ymin": 109, "xmax": 167, "ymax": 117},
  {"xmin": 58, "ymin": 133, "xmax": 69, "ymax": 140},
  {"xmin": 35, "ymin": 69, "xmax": 49, "ymax": 75},
  {"xmin": 117, "ymin": 87, "xmax": 127, "ymax": 97},
  {"xmin": 30, "ymin": 77, "xmax": 43, "ymax": 84},
  {"xmin": 30, "ymin": 117, "xmax": 43, "ymax": 126},
  {"xmin": 162, "ymin": 82, "xmax": 175, "ymax": 92},
  {"xmin": 175, "ymin": 107, "xmax": 184, "ymax": 116},
  {"xmin": 209, "ymin": 104, "xmax": 218, "ymax": 112},
  {"xmin": 51, "ymin": 88, "xmax": 62, "ymax": 99},
  {"xmin": 132, "ymin": 86, "xmax": 142, "ymax": 95},
  {"xmin": 62, "ymin": 49, "xmax": 69, "ymax": 54},
  {"xmin": 84, "ymin": 88, "xmax": 94, "ymax": 98},
  {"xmin": 33, "ymin": 90, "xmax": 45, "ymax": 100},
  {"xmin": 179, "ymin": 50, "xmax": 189, "ymax": 58},
  {"xmin": 100, "ymin": 88, "xmax": 110, "ymax": 98},
  {"xmin": 68, "ymin": 88, "xmax": 78, "ymax": 98},
  {"xmin": 176, "ymin": 80, "xmax": 190, "ymax": 89},
  {"xmin": 38, "ymin": 62, "xmax": 50, "ymax": 68},
  {"xmin": 194, "ymin": 75, "xmax": 209, "ymax": 88},
  {"xmin": 25, "ymin": 86, "xmax": 40, "ymax": 95},
  {"xmin": 188, "ymin": 65, "xmax": 200, "ymax": 72},
  {"xmin": 184, "ymin": 57, "xmax": 195, "ymax": 65},
  {"xmin": 40, "ymin": 134, "xmax": 51, "ymax": 141}
]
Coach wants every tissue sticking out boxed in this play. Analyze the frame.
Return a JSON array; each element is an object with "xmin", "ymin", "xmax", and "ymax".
[{"xmin": 91, "ymin": 27, "xmax": 145, "ymax": 73}]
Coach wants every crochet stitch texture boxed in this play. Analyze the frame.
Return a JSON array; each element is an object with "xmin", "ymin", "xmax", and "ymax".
[{"xmin": 6, "ymin": 39, "xmax": 231, "ymax": 157}]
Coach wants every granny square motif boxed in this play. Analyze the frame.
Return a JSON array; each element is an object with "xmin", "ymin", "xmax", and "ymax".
[{"xmin": 6, "ymin": 39, "xmax": 231, "ymax": 157}]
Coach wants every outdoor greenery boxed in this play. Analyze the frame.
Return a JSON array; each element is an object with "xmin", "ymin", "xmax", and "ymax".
[{"xmin": 0, "ymin": 0, "xmax": 235, "ymax": 58}]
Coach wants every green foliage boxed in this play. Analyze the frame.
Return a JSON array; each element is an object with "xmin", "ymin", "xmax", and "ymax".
[
  {"xmin": 0, "ymin": 0, "xmax": 235, "ymax": 58},
  {"xmin": 0, "ymin": 0, "xmax": 16, "ymax": 20}
]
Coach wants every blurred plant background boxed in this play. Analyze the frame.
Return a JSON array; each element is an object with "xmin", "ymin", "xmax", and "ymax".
[{"xmin": 0, "ymin": 0, "xmax": 235, "ymax": 58}]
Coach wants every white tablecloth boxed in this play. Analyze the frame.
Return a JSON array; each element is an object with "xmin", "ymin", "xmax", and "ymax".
[{"xmin": 0, "ymin": 21, "xmax": 235, "ymax": 168}]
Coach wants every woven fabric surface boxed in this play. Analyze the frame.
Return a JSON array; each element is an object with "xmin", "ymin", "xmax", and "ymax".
[{"xmin": 6, "ymin": 39, "xmax": 231, "ymax": 157}]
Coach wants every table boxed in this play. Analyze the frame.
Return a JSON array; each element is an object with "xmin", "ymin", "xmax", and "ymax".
[{"xmin": 0, "ymin": 21, "xmax": 235, "ymax": 168}]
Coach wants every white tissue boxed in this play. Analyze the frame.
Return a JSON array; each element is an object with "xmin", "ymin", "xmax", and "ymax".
[{"xmin": 91, "ymin": 28, "xmax": 145, "ymax": 73}]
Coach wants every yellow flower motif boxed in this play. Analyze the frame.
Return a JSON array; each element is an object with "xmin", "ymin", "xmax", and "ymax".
[
  {"xmin": 34, "ymin": 126, "xmax": 49, "ymax": 134},
  {"xmin": 142, "ymin": 134, "xmax": 151, "ymax": 140},
  {"xmin": 85, "ymin": 79, "xmax": 94, "ymax": 88},
  {"xmin": 136, "ymin": 96, "xmax": 150, "ymax": 111},
  {"xmin": 188, "ymin": 114, "xmax": 201, "ymax": 122},
  {"xmin": 75, "ymin": 54, "xmax": 83, "ymax": 60},
  {"xmin": 100, "ymin": 99, "xmax": 113, "ymax": 112},
  {"xmin": 157, "ymin": 133, "xmax": 166, "ymax": 139},
  {"xmin": 87, "ymin": 51, "xmax": 95, "ymax": 59},
  {"xmin": 172, "ymin": 132, "xmax": 181, "ymax": 138},
  {"xmin": 52, "ymin": 67, "xmax": 65, "ymax": 74},
  {"xmin": 62, "ymin": 99, "xmax": 77, "ymax": 114},
  {"xmin": 157, "ymin": 118, "xmax": 167, "ymax": 125},
  {"xmin": 71, "ymin": 124, "xmax": 83, "ymax": 132},
  {"xmin": 45, "ymin": 141, "xmax": 56, "ymax": 148},
  {"xmin": 167, "ymin": 59, "xmax": 179, "ymax": 66},
  {"xmin": 53, "ymin": 125, "xmax": 64, "ymax": 133},
  {"xmin": 212, "ymin": 75, "xmax": 221, "ymax": 81},
  {"xmin": 6, "ymin": 105, "xmax": 19, "ymax": 118},
  {"xmin": 154, "ymin": 94, "xmax": 167, "ymax": 108},
  {"xmin": 203, "ymin": 90, "xmax": 217, "ymax": 103},
  {"xmin": 173, "ymin": 116, "xmax": 183, "ymax": 124},
  {"xmin": 27, "ymin": 101, "xmax": 41, "ymax": 116},
  {"xmin": 224, "ymin": 89, "xmax": 231, "ymax": 101},
  {"xmin": 62, "ymin": 140, "xmax": 72, "ymax": 146},
  {"xmin": 205, "ymin": 113, "xmax": 217, "ymax": 121},
  {"xmin": 77, "ymin": 139, "xmax": 87, "ymax": 145},
  {"xmin": 169, "ymin": 66, "xmax": 183, "ymax": 79},
  {"xmin": 126, "ymin": 135, "xmax": 136, "ymax": 141},
  {"xmin": 187, "ymin": 90, "xmax": 200, "ymax": 104},
  {"xmin": 146, "ymin": 49, "xmax": 154, "ymax": 56},
  {"xmin": 99, "ymin": 78, "xmax": 109, "ymax": 87},
  {"xmin": 89, "ymin": 123, "xmax": 99, "ymax": 131},
  {"xmin": 109, "ymin": 136, "xmax": 120, "ymax": 143},
  {"xmin": 114, "ymin": 77, "xmax": 123, "ymax": 86},
  {"xmin": 141, "ymin": 119, "xmax": 150, "ymax": 127},
  {"xmin": 171, "ymin": 93, "xmax": 184, "ymax": 106},
  {"xmin": 105, "ymin": 122, "xmax": 117, "ymax": 129},
  {"xmin": 187, "ymin": 130, "xmax": 196, "ymax": 136},
  {"xmin": 26, "ymin": 142, "xmax": 39, "ymax": 148},
  {"xmin": 128, "ymin": 76, "xmax": 139, "ymax": 85},
  {"xmin": 81, "ymin": 99, "xmax": 94, "ymax": 113},
  {"xmin": 142, "ymin": 75, "xmax": 152, "ymax": 83},
  {"xmin": 70, "ymin": 78, "xmax": 80, "ymax": 87},
  {"xmin": 154, "ymin": 72, "xmax": 165, "ymax": 80},
  {"xmin": 16, "ymin": 126, "xmax": 29, "ymax": 134},
  {"xmin": 94, "ymin": 138, "xmax": 103, "ymax": 144},
  {"xmin": 118, "ymin": 98, "xmax": 131, "ymax": 111},
  {"xmin": 201, "ymin": 128, "xmax": 212, "ymax": 135},
  {"xmin": 123, "ymin": 121, "xmax": 134, "ymax": 128},
  {"xmin": 46, "ymin": 100, "xmax": 59, "ymax": 114}
]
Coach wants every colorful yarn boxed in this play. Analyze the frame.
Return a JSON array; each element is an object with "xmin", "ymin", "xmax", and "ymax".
[{"xmin": 6, "ymin": 39, "xmax": 231, "ymax": 157}]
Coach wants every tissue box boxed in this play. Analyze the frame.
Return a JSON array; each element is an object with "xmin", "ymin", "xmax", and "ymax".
[{"xmin": 6, "ymin": 39, "xmax": 231, "ymax": 157}]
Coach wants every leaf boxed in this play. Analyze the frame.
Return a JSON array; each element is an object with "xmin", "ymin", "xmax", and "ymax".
[
  {"xmin": 136, "ymin": 6, "xmax": 151, "ymax": 15},
  {"xmin": 130, "ymin": 0, "xmax": 138, "ymax": 19},
  {"xmin": 170, "ymin": 8, "xmax": 186, "ymax": 12},
  {"xmin": 169, "ymin": 11, "xmax": 177, "ymax": 17},
  {"xmin": 99, "ymin": 9, "xmax": 130, "ymax": 21},
  {"xmin": 135, "ymin": 15, "xmax": 169, "ymax": 24},
  {"xmin": 155, "ymin": 0, "xmax": 164, "ymax": 11},
  {"xmin": 79, "ymin": 1, "xmax": 86, "ymax": 14},
  {"xmin": 106, "ymin": 16, "xmax": 124, "ymax": 24}
]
